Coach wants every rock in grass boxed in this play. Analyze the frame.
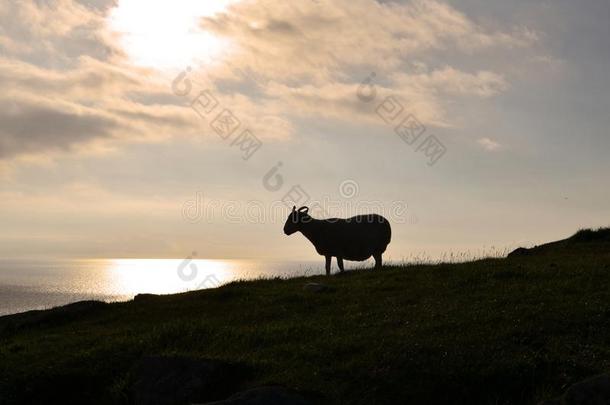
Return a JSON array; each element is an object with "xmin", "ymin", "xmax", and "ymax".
[
  {"xmin": 564, "ymin": 374, "xmax": 610, "ymax": 404},
  {"xmin": 131, "ymin": 356, "xmax": 247, "ymax": 405},
  {"xmin": 507, "ymin": 247, "xmax": 531, "ymax": 258},
  {"xmin": 302, "ymin": 282, "xmax": 329, "ymax": 293},
  {"xmin": 0, "ymin": 300, "xmax": 107, "ymax": 336},
  {"xmin": 539, "ymin": 374, "xmax": 610, "ymax": 405},
  {"xmin": 203, "ymin": 386, "xmax": 310, "ymax": 405},
  {"xmin": 133, "ymin": 293, "xmax": 159, "ymax": 302}
]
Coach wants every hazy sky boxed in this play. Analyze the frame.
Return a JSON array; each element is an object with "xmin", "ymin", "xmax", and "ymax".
[{"xmin": 0, "ymin": 0, "xmax": 608, "ymax": 260}]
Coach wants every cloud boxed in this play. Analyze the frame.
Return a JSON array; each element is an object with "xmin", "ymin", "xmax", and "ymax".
[
  {"xmin": 0, "ymin": 95, "xmax": 118, "ymax": 159},
  {"xmin": 0, "ymin": 0, "xmax": 538, "ymax": 162},
  {"xmin": 0, "ymin": 57, "xmax": 198, "ymax": 160},
  {"xmin": 477, "ymin": 137, "xmax": 503, "ymax": 151},
  {"xmin": 0, "ymin": 0, "xmax": 119, "ymax": 64},
  {"xmin": 248, "ymin": 65, "xmax": 508, "ymax": 129},
  {"xmin": 392, "ymin": 67, "xmax": 509, "ymax": 98},
  {"xmin": 201, "ymin": 0, "xmax": 537, "ymax": 81},
  {"xmin": 193, "ymin": 0, "xmax": 531, "ymax": 130}
]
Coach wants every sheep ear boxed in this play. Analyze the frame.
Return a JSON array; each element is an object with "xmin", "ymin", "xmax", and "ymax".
[{"xmin": 298, "ymin": 206, "xmax": 309, "ymax": 214}]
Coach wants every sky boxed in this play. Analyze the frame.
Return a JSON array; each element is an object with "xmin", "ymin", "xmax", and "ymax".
[{"xmin": 0, "ymin": 0, "xmax": 608, "ymax": 261}]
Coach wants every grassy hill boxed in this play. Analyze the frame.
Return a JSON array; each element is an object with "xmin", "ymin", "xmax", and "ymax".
[{"xmin": 1, "ymin": 229, "xmax": 610, "ymax": 404}]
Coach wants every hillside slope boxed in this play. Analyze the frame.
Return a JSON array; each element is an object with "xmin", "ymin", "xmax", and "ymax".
[
  {"xmin": 1, "ymin": 230, "xmax": 610, "ymax": 404},
  {"xmin": 508, "ymin": 227, "xmax": 610, "ymax": 257}
]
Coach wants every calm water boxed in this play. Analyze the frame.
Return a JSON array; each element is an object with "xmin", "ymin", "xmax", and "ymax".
[{"xmin": 0, "ymin": 258, "xmax": 335, "ymax": 316}]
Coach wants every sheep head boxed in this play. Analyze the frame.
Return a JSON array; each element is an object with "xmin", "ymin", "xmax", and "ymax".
[{"xmin": 283, "ymin": 206, "xmax": 310, "ymax": 235}]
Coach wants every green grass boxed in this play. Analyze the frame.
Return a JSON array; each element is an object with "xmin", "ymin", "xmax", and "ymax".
[{"xmin": 1, "ymin": 233, "xmax": 610, "ymax": 404}]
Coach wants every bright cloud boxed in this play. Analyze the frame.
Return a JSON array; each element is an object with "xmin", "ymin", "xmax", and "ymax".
[
  {"xmin": 107, "ymin": 0, "xmax": 237, "ymax": 69},
  {"xmin": 477, "ymin": 137, "xmax": 503, "ymax": 151},
  {"xmin": 0, "ymin": 0, "xmax": 538, "ymax": 163}
]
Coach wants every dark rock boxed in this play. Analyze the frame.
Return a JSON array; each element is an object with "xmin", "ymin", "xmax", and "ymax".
[
  {"xmin": 302, "ymin": 282, "xmax": 329, "ymax": 293},
  {"xmin": 0, "ymin": 300, "xmax": 107, "ymax": 337},
  {"xmin": 569, "ymin": 228, "xmax": 610, "ymax": 243},
  {"xmin": 564, "ymin": 374, "xmax": 610, "ymax": 404},
  {"xmin": 131, "ymin": 355, "xmax": 248, "ymax": 405},
  {"xmin": 538, "ymin": 399, "xmax": 562, "ymax": 405},
  {"xmin": 538, "ymin": 374, "xmax": 610, "ymax": 405},
  {"xmin": 507, "ymin": 228, "xmax": 610, "ymax": 259},
  {"xmin": 507, "ymin": 247, "xmax": 531, "ymax": 258},
  {"xmin": 134, "ymin": 293, "xmax": 160, "ymax": 302},
  {"xmin": 203, "ymin": 386, "xmax": 310, "ymax": 405}
]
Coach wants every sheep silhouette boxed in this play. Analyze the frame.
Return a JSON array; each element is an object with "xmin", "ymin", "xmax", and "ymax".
[{"xmin": 283, "ymin": 206, "xmax": 392, "ymax": 275}]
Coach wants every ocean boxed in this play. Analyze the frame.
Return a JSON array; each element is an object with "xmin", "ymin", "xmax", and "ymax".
[{"xmin": 0, "ymin": 258, "xmax": 342, "ymax": 316}]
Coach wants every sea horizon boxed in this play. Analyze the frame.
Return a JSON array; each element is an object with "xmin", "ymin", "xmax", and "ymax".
[
  {"xmin": 0, "ymin": 258, "xmax": 336, "ymax": 316},
  {"xmin": 0, "ymin": 249, "xmax": 511, "ymax": 317}
]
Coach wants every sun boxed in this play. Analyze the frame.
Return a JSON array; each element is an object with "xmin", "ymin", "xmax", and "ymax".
[{"xmin": 107, "ymin": 0, "xmax": 236, "ymax": 70}]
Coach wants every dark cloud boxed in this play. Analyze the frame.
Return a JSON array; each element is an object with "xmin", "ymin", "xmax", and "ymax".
[{"xmin": 0, "ymin": 99, "xmax": 117, "ymax": 158}]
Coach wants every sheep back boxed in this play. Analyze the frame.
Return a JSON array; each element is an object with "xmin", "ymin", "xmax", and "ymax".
[{"xmin": 310, "ymin": 214, "xmax": 391, "ymax": 260}]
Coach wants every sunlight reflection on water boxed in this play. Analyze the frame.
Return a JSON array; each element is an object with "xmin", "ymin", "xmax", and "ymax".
[{"xmin": 0, "ymin": 258, "xmax": 329, "ymax": 316}]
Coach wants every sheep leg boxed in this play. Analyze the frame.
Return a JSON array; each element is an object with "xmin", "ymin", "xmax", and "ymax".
[
  {"xmin": 337, "ymin": 257, "xmax": 344, "ymax": 273},
  {"xmin": 325, "ymin": 255, "xmax": 332, "ymax": 276},
  {"xmin": 374, "ymin": 253, "xmax": 382, "ymax": 270}
]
